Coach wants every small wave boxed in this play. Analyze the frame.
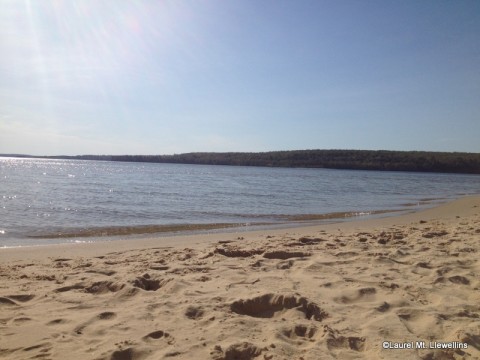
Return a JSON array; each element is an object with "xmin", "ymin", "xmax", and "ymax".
[
  {"xmin": 23, "ymin": 209, "xmax": 404, "ymax": 240},
  {"xmin": 1, "ymin": 245, "xmax": 23, "ymax": 249},
  {"xmin": 26, "ymin": 222, "xmax": 263, "ymax": 239},
  {"xmin": 350, "ymin": 212, "xmax": 371, "ymax": 216},
  {"xmin": 69, "ymin": 239, "xmax": 93, "ymax": 244},
  {"xmin": 277, "ymin": 209, "xmax": 400, "ymax": 221}
]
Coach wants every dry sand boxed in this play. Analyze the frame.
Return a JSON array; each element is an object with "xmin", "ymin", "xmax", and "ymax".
[{"xmin": 1, "ymin": 196, "xmax": 479, "ymax": 360}]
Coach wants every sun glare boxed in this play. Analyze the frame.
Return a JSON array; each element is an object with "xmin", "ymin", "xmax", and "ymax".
[{"xmin": 17, "ymin": 1, "xmax": 191, "ymax": 92}]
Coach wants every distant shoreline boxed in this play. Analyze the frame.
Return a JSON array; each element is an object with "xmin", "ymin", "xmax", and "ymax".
[{"xmin": 2, "ymin": 149, "xmax": 480, "ymax": 174}]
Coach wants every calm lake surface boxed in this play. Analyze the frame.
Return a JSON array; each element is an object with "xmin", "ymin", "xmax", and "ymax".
[{"xmin": 1, "ymin": 157, "xmax": 479, "ymax": 247}]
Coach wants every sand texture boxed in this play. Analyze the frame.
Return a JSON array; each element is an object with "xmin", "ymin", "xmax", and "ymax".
[{"xmin": 1, "ymin": 197, "xmax": 479, "ymax": 359}]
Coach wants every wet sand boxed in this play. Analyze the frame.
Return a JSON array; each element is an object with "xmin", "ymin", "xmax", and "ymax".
[{"xmin": 1, "ymin": 196, "xmax": 479, "ymax": 359}]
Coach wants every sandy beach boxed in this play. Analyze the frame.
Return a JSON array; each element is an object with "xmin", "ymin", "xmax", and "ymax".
[{"xmin": 1, "ymin": 196, "xmax": 479, "ymax": 360}]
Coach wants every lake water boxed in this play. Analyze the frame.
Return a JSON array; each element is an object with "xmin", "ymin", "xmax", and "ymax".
[{"xmin": 1, "ymin": 157, "xmax": 479, "ymax": 247}]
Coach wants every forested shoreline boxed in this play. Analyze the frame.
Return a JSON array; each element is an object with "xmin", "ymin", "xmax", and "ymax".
[{"xmin": 2, "ymin": 150, "xmax": 480, "ymax": 174}]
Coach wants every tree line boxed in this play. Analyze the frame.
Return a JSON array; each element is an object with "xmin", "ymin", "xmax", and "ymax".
[{"xmin": 4, "ymin": 150, "xmax": 479, "ymax": 174}]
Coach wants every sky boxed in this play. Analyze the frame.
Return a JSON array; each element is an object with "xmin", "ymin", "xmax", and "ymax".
[{"xmin": 1, "ymin": 1, "xmax": 479, "ymax": 155}]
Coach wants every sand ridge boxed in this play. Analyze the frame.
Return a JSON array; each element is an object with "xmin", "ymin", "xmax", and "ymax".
[{"xmin": 0, "ymin": 196, "xmax": 479, "ymax": 359}]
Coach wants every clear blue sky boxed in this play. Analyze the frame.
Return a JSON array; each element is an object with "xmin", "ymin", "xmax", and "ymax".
[{"xmin": 1, "ymin": 1, "xmax": 479, "ymax": 155}]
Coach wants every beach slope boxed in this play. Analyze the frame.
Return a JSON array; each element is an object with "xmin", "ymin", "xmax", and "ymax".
[{"xmin": 1, "ymin": 196, "xmax": 479, "ymax": 359}]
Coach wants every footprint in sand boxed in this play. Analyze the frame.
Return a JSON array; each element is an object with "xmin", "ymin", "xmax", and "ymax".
[
  {"xmin": 230, "ymin": 293, "xmax": 328, "ymax": 321},
  {"xmin": 55, "ymin": 283, "xmax": 85, "ymax": 293},
  {"xmin": 214, "ymin": 247, "xmax": 264, "ymax": 258},
  {"xmin": 109, "ymin": 347, "xmax": 147, "ymax": 360},
  {"xmin": 324, "ymin": 326, "xmax": 366, "ymax": 352},
  {"xmin": 375, "ymin": 302, "xmax": 391, "ymax": 313},
  {"xmin": 287, "ymin": 237, "xmax": 326, "ymax": 247},
  {"xmin": 97, "ymin": 311, "xmax": 116, "ymax": 320},
  {"xmin": 132, "ymin": 274, "xmax": 171, "ymax": 291},
  {"xmin": 335, "ymin": 287, "xmax": 377, "ymax": 304},
  {"xmin": 22, "ymin": 342, "xmax": 53, "ymax": 354},
  {"xmin": 11, "ymin": 317, "xmax": 32, "ymax": 324},
  {"xmin": 279, "ymin": 324, "xmax": 319, "ymax": 346},
  {"xmin": 142, "ymin": 330, "xmax": 175, "ymax": 346},
  {"xmin": 0, "ymin": 294, "xmax": 35, "ymax": 307},
  {"xmin": 55, "ymin": 281, "xmax": 124, "ymax": 294},
  {"xmin": 85, "ymin": 269, "xmax": 116, "ymax": 276},
  {"xmin": 149, "ymin": 265, "xmax": 169, "ymax": 271},
  {"xmin": 276, "ymin": 260, "xmax": 294, "ymax": 270},
  {"xmin": 211, "ymin": 342, "xmax": 263, "ymax": 360},
  {"xmin": 448, "ymin": 275, "xmax": 471, "ymax": 285},
  {"xmin": 0, "ymin": 297, "xmax": 19, "ymax": 307},
  {"xmin": 6, "ymin": 294, "xmax": 35, "ymax": 302},
  {"xmin": 143, "ymin": 330, "xmax": 170, "ymax": 340},
  {"xmin": 86, "ymin": 281, "xmax": 125, "ymax": 294},
  {"xmin": 185, "ymin": 305, "xmax": 204, "ymax": 320},
  {"xmin": 74, "ymin": 311, "xmax": 117, "ymax": 335},
  {"xmin": 47, "ymin": 318, "xmax": 69, "ymax": 326},
  {"xmin": 396, "ymin": 309, "xmax": 444, "ymax": 338},
  {"xmin": 326, "ymin": 335, "xmax": 366, "ymax": 352},
  {"xmin": 263, "ymin": 250, "xmax": 311, "ymax": 260}
]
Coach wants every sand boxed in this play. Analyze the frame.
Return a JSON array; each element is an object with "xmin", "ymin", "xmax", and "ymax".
[{"xmin": 0, "ymin": 196, "xmax": 479, "ymax": 360}]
